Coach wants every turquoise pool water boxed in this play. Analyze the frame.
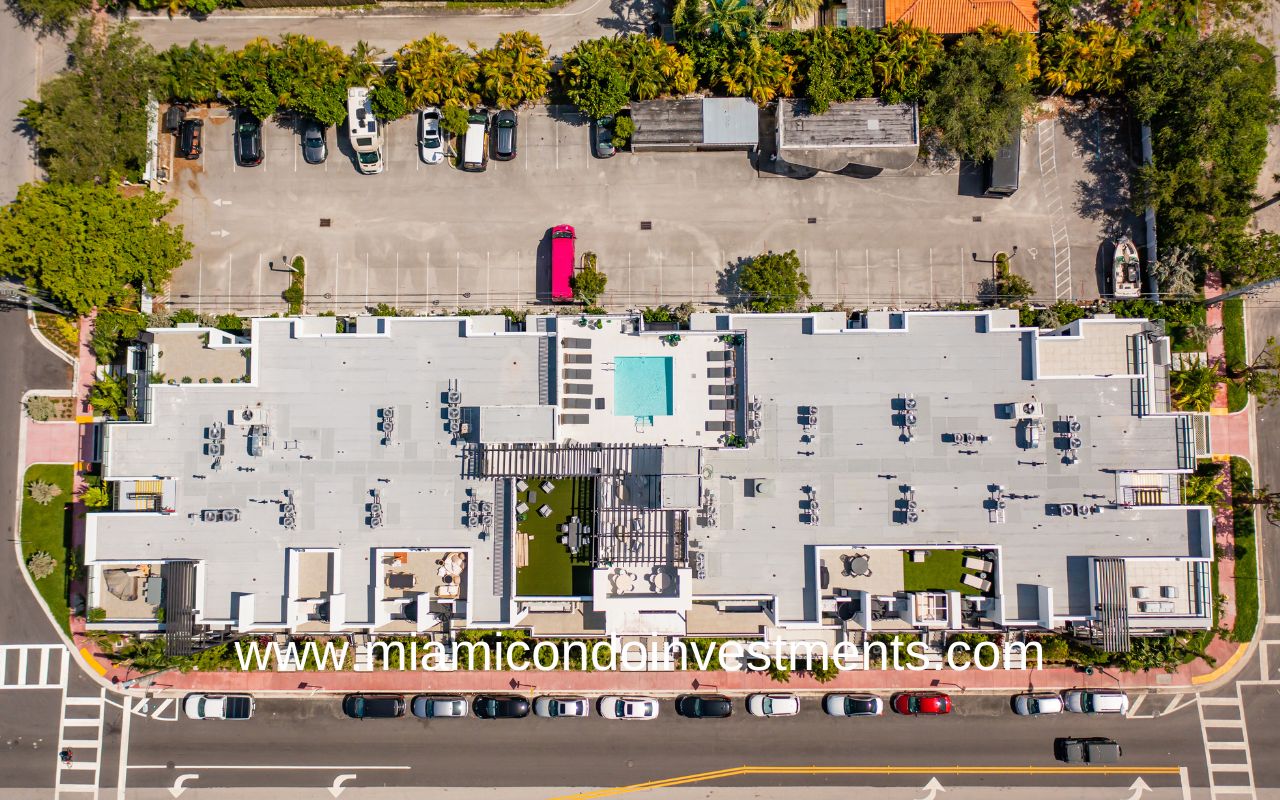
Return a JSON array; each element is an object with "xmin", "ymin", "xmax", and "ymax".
[{"xmin": 614, "ymin": 356, "xmax": 673, "ymax": 417}]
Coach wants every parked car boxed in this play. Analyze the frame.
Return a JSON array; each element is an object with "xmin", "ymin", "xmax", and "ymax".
[
  {"xmin": 1012, "ymin": 692, "xmax": 1064, "ymax": 716},
  {"xmin": 599, "ymin": 696, "xmax": 659, "ymax": 720},
  {"xmin": 418, "ymin": 107, "xmax": 445, "ymax": 164},
  {"xmin": 746, "ymin": 693, "xmax": 800, "ymax": 718},
  {"xmin": 823, "ymin": 693, "xmax": 884, "ymax": 717},
  {"xmin": 494, "ymin": 109, "xmax": 517, "ymax": 160},
  {"xmin": 473, "ymin": 695, "xmax": 530, "ymax": 719},
  {"xmin": 184, "ymin": 693, "xmax": 253, "ymax": 720},
  {"xmin": 676, "ymin": 694, "xmax": 733, "ymax": 718},
  {"xmin": 342, "ymin": 694, "xmax": 405, "ymax": 719},
  {"xmin": 592, "ymin": 116, "xmax": 615, "ymax": 159},
  {"xmin": 300, "ymin": 119, "xmax": 327, "ymax": 165},
  {"xmin": 892, "ymin": 692, "xmax": 952, "ymax": 716},
  {"xmin": 234, "ymin": 110, "xmax": 264, "ymax": 167},
  {"xmin": 533, "ymin": 696, "xmax": 591, "ymax": 718},
  {"xmin": 1062, "ymin": 689, "xmax": 1129, "ymax": 715},
  {"xmin": 176, "ymin": 119, "xmax": 203, "ymax": 160},
  {"xmin": 1055, "ymin": 737, "xmax": 1123, "ymax": 764},
  {"xmin": 411, "ymin": 695, "xmax": 468, "ymax": 719}
]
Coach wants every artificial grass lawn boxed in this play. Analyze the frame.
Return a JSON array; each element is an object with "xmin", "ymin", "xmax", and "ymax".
[
  {"xmin": 20, "ymin": 464, "xmax": 75, "ymax": 637},
  {"xmin": 515, "ymin": 477, "xmax": 593, "ymax": 596},
  {"xmin": 1222, "ymin": 298, "xmax": 1248, "ymax": 413},
  {"xmin": 901, "ymin": 549, "xmax": 985, "ymax": 596},
  {"xmin": 1230, "ymin": 457, "xmax": 1258, "ymax": 643}
]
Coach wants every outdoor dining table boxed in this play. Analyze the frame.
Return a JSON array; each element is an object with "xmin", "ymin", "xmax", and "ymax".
[{"xmin": 848, "ymin": 555, "xmax": 871, "ymax": 577}]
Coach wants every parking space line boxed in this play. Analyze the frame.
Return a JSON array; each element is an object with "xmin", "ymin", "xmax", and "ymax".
[
  {"xmin": 486, "ymin": 251, "xmax": 491, "ymax": 308},
  {"xmin": 456, "ymin": 252, "xmax": 461, "ymax": 310},
  {"xmin": 256, "ymin": 254, "xmax": 262, "ymax": 317},
  {"xmin": 928, "ymin": 248, "xmax": 934, "ymax": 303},
  {"xmin": 395, "ymin": 252, "xmax": 400, "ymax": 308},
  {"xmin": 332, "ymin": 252, "xmax": 339, "ymax": 313},
  {"xmin": 959, "ymin": 246, "xmax": 966, "ymax": 302},
  {"xmin": 864, "ymin": 249, "xmax": 870, "ymax": 307},
  {"xmin": 364, "ymin": 253, "xmax": 370, "ymax": 308},
  {"xmin": 895, "ymin": 248, "xmax": 901, "ymax": 307},
  {"xmin": 225, "ymin": 255, "xmax": 232, "ymax": 313}
]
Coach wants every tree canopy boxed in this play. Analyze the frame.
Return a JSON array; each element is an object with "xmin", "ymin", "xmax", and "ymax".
[
  {"xmin": 923, "ymin": 29, "xmax": 1037, "ymax": 161},
  {"xmin": 734, "ymin": 250, "xmax": 811, "ymax": 312},
  {"xmin": 21, "ymin": 21, "xmax": 159, "ymax": 184},
  {"xmin": 9, "ymin": 0, "xmax": 90, "ymax": 33},
  {"xmin": 0, "ymin": 182, "xmax": 192, "ymax": 315},
  {"xmin": 474, "ymin": 31, "xmax": 551, "ymax": 109}
]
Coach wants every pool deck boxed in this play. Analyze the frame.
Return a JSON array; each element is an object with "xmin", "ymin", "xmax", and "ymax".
[{"xmin": 555, "ymin": 317, "xmax": 730, "ymax": 446}]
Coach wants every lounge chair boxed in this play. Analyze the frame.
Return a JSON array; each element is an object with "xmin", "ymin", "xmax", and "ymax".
[
  {"xmin": 963, "ymin": 556, "xmax": 994, "ymax": 572},
  {"xmin": 564, "ymin": 383, "xmax": 593, "ymax": 395},
  {"xmin": 559, "ymin": 413, "xmax": 590, "ymax": 424},
  {"xmin": 563, "ymin": 368, "xmax": 592, "ymax": 380},
  {"xmin": 961, "ymin": 573, "xmax": 992, "ymax": 592},
  {"xmin": 538, "ymin": 505, "xmax": 553, "ymax": 517},
  {"xmin": 705, "ymin": 420, "xmax": 732, "ymax": 432},
  {"xmin": 515, "ymin": 502, "xmax": 528, "ymax": 514}
]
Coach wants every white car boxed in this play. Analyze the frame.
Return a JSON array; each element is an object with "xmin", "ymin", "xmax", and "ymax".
[
  {"xmin": 823, "ymin": 693, "xmax": 883, "ymax": 717},
  {"xmin": 533, "ymin": 696, "xmax": 591, "ymax": 718},
  {"xmin": 1061, "ymin": 689, "xmax": 1129, "ymax": 714},
  {"xmin": 746, "ymin": 693, "xmax": 800, "ymax": 717},
  {"xmin": 411, "ymin": 694, "xmax": 468, "ymax": 719},
  {"xmin": 1012, "ymin": 691, "xmax": 1064, "ymax": 716},
  {"xmin": 598, "ymin": 696, "xmax": 659, "ymax": 720},
  {"xmin": 418, "ymin": 107, "xmax": 445, "ymax": 164},
  {"xmin": 184, "ymin": 693, "xmax": 254, "ymax": 720}
]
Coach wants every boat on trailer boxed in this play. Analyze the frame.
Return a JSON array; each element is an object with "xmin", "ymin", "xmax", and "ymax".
[{"xmin": 1112, "ymin": 236, "xmax": 1141, "ymax": 298}]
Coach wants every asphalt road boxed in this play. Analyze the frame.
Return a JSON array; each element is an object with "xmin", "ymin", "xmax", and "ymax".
[
  {"xmin": 114, "ymin": 693, "xmax": 1206, "ymax": 793},
  {"xmin": 0, "ymin": 12, "xmax": 39, "ymax": 205},
  {"xmin": 1246, "ymin": 286, "xmax": 1280, "ymax": 617}
]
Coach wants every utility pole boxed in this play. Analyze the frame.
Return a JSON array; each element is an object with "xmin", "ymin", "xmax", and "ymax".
[
  {"xmin": 1203, "ymin": 275, "xmax": 1280, "ymax": 307},
  {"xmin": 0, "ymin": 280, "xmax": 69, "ymax": 315}
]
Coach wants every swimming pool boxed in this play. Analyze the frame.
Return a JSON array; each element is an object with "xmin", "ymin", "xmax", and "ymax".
[{"xmin": 614, "ymin": 356, "xmax": 673, "ymax": 418}]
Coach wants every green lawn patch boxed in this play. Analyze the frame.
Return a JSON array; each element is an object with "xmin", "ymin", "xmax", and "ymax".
[
  {"xmin": 1222, "ymin": 298, "xmax": 1248, "ymax": 413},
  {"xmin": 515, "ymin": 477, "xmax": 593, "ymax": 596},
  {"xmin": 901, "ymin": 549, "xmax": 988, "ymax": 596},
  {"xmin": 1229, "ymin": 457, "xmax": 1258, "ymax": 643},
  {"xmin": 20, "ymin": 464, "xmax": 75, "ymax": 637}
]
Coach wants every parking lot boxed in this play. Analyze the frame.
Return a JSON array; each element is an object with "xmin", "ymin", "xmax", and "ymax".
[{"xmin": 161, "ymin": 103, "xmax": 1132, "ymax": 315}]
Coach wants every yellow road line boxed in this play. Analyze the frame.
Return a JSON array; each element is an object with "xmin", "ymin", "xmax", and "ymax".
[
  {"xmin": 549, "ymin": 765, "xmax": 1184, "ymax": 800},
  {"xmin": 79, "ymin": 647, "xmax": 107, "ymax": 676},
  {"xmin": 1192, "ymin": 642, "xmax": 1248, "ymax": 685}
]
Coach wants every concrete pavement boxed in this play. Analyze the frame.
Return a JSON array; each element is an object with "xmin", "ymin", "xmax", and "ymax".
[
  {"xmin": 1246, "ymin": 285, "xmax": 1280, "ymax": 618},
  {"xmin": 128, "ymin": 0, "xmax": 648, "ymax": 55}
]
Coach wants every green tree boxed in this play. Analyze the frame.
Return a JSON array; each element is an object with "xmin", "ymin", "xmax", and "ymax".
[
  {"xmin": 923, "ymin": 31, "xmax": 1036, "ymax": 160},
  {"xmin": 394, "ymin": 35, "xmax": 480, "ymax": 112},
  {"xmin": 719, "ymin": 38, "xmax": 797, "ymax": 104},
  {"xmin": 371, "ymin": 84, "xmax": 411, "ymax": 120},
  {"xmin": 1040, "ymin": 21, "xmax": 1138, "ymax": 96},
  {"xmin": 788, "ymin": 27, "xmax": 877, "ymax": 113},
  {"xmin": 571, "ymin": 253, "xmax": 609, "ymax": 304},
  {"xmin": 474, "ymin": 31, "xmax": 550, "ymax": 109},
  {"xmin": 618, "ymin": 35, "xmax": 697, "ymax": 100},
  {"xmin": 220, "ymin": 38, "xmax": 280, "ymax": 120},
  {"xmin": 1131, "ymin": 33, "xmax": 1279, "ymax": 252},
  {"xmin": 1225, "ymin": 336, "xmax": 1280, "ymax": 406},
  {"xmin": 612, "ymin": 115, "xmax": 636, "ymax": 148},
  {"xmin": 689, "ymin": 0, "xmax": 763, "ymax": 41},
  {"xmin": 346, "ymin": 40, "xmax": 386, "ymax": 88},
  {"xmin": 441, "ymin": 104, "xmax": 470, "ymax": 136},
  {"xmin": 984, "ymin": 253, "xmax": 1035, "ymax": 303},
  {"xmin": 1212, "ymin": 230, "xmax": 1280, "ymax": 287},
  {"xmin": 270, "ymin": 34, "xmax": 352, "ymax": 126},
  {"xmin": 733, "ymin": 250, "xmax": 811, "ymax": 312},
  {"xmin": 0, "ymin": 182, "xmax": 191, "ymax": 316},
  {"xmin": 158, "ymin": 42, "xmax": 230, "ymax": 103},
  {"xmin": 1170, "ymin": 363, "xmax": 1220, "ymax": 412},
  {"xmin": 561, "ymin": 39, "xmax": 631, "ymax": 119},
  {"xmin": 20, "ymin": 21, "xmax": 159, "ymax": 183},
  {"xmin": 81, "ymin": 486, "xmax": 112, "ymax": 509},
  {"xmin": 11, "ymin": 0, "xmax": 90, "ymax": 33},
  {"xmin": 872, "ymin": 22, "xmax": 943, "ymax": 104},
  {"xmin": 1184, "ymin": 462, "xmax": 1226, "ymax": 506}
]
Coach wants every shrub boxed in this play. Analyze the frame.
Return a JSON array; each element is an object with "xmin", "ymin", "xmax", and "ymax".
[
  {"xmin": 87, "ymin": 607, "xmax": 107, "ymax": 623},
  {"xmin": 81, "ymin": 486, "xmax": 111, "ymax": 509},
  {"xmin": 25, "ymin": 395, "xmax": 58, "ymax": 421},
  {"xmin": 27, "ymin": 551, "xmax": 57, "ymax": 580},
  {"xmin": 28, "ymin": 480, "xmax": 63, "ymax": 505}
]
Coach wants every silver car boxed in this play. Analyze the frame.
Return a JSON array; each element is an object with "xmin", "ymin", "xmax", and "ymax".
[
  {"xmin": 411, "ymin": 694, "xmax": 468, "ymax": 719},
  {"xmin": 533, "ymin": 696, "xmax": 590, "ymax": 718},
  {"xmin": 598, "ymin": 696, "xmax": 659, "ymax": 720},
  {"xmin": 1012, "ymin": 691, "xmax": 1064, "ymax": 716},
  {"xmin": 418, "ymin": 107, "xmax": 445, "ymax": 165}
]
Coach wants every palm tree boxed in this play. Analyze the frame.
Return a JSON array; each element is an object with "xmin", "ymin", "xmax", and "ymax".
[
  {"xmin": 698, "ymin": 0, "xmax": 763, "ymax": 41},
  {"xmin": 767, "ymin": 0, "xmax": 821, "ymax": 26},
  {"xmin": 347, "ymin": 40, "xmax": 386, "ymax": 88},
  {"xmin": 475, "ymin": 31, "xmax": 550, "ymax": 108},
  {"xmin": 720, "ymin": 38, "xmax": 796, "ymax": 105},
  {"xmin": 1170, "ymin": 364, "xmax": 1221, "ymax": 412},
  {"xmin": 394, "ymin": 35, "xmax": 480, "ymax": 110},
  {"xmin": 872, "ymin": 22, "xmax": 943, "ymax": 103}
]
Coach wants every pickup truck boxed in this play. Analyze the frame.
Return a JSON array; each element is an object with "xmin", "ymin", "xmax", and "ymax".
[{"xmin": 184, "ymin": 693, "xmax": 254, "ymax": 720}]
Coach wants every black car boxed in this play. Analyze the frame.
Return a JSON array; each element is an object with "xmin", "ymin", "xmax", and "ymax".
[
  {"xmin": 493, "ymin": 110, "xmax": 517, "ymax": 161},
  {"xmin": 300, "ymin": 119, "xmax": 327, "ymax": 165},
  {"xmin": 473, "ymin": 694, "xmax": 530, "ymax": 719},
  {"xmin": 591, "ymin": 116, "xmax": 615, "ymax": 159},
  {"xmin": 676, "ymin": 694, "xmax": 733, "ymax": 718},
  {"xmin": 1055, "ymin": 737, "xmax": 1122, "ymax": 764},
  {"xmin": 177, "ymin": 119, "xmax": 203, "ymax": 160},
  {"xmin": 234, "ymin": 111, "xmax": 264, "ymax": 167},
  {"xmin": 342, "ymin": 694, "xmax": 405, "ymax": 719}
]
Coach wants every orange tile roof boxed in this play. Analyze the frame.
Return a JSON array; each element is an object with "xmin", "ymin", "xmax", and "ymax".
[{"xmin": 884, "ymin": 0, "xmax": 1039, "ymax": 33}]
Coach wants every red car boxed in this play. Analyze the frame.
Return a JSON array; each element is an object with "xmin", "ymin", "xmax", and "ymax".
[{"xmin": 892, "ymin": 691, "xmax": 952, "ymax": 716}]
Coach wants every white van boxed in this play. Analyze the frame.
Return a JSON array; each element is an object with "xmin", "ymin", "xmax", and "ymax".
[
  {"xmin": 346, "ymin": 87, "xmax": 384, "ymax": 175},
  {"xmin": 461, "ymin": 111, "xmax": 489, "ymax": 173}
]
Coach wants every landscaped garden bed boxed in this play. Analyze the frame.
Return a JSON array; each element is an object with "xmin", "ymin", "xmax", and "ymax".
[
  {"xmin": 20, "ymin": 464, "xmax": 76, "ymax": 636},
  {"xmin": 514, "ymin": 477, "xmax": 593, "ymax": 596}
]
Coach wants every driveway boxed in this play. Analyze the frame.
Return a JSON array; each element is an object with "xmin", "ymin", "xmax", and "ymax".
[
  {"xmin": 129, "ymin": 0, "xmax": 648, "ymax": 55},
  {"xmin": 162, "ymin": 104, "xmax": 1125, "ymax": 314}
]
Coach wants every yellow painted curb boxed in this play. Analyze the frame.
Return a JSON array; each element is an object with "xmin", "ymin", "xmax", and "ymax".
[
  {"xmin": 75, "ymin": 415, "xmax": 94, "ymax": 424},
  {"xmin": 549, "ymin": 765, "xmax": 1184, "ymax": 800},
  {"xmin": 79, "ymin": 648, "xmax": 107, "ymax": 676},
  {"xmin": 1211, "ymin": 454, "xmax": 1231, "ymax": 463},
  {"xmin": 1209, "ymin": 407, "xmax": 1229, "ymax": 416},
  {"xmin": 1191, "ymin": 643, "xmax": 1248, "ymax": 685}
]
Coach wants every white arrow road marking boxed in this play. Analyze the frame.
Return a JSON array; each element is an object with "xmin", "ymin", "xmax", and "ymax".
[
  {"xmin": 168, "ymin": 773, "xmax": 198, "ymax": 798},
  {"xmin": 917, "ymin": 776, "xmax": 945, "ymax": 800},
  {"xmin": 329, "ymin": 773, "xmax": 357, "ymax": 798},
  {"xmin": 213, "ymin": 199, "xmax": 232, "ymax": 207},
  {"xmin": 1125, "ymin": 777, "xmax": 1151, "ymax": 800},
  {"xmin": 211, "ymin": 230, "xmax": 229, "ymax": 238}
]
